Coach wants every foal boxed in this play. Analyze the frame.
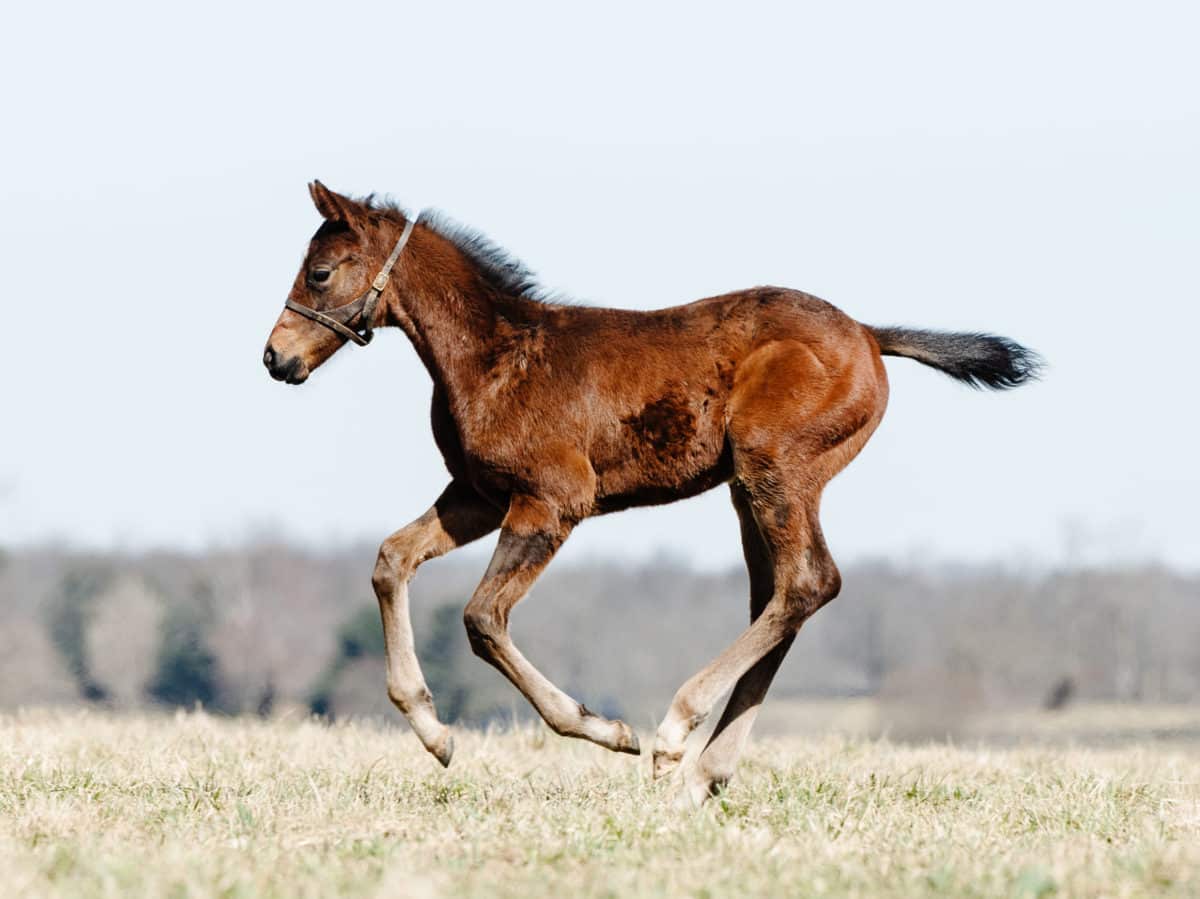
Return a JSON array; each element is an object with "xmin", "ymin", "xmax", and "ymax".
[{"xmin": 264, "ymin": 182, "xmax": 1039, "ymax": 803}]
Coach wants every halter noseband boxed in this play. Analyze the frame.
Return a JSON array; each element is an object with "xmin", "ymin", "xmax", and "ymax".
[{"xmin": 283, "ymin": 216, "xmax": 418, "ymax": 346}]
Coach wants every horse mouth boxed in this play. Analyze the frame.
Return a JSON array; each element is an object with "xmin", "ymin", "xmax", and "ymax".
[{"xmin": 265, "ymin": 355, "xmax": 309, "ymax": 385}]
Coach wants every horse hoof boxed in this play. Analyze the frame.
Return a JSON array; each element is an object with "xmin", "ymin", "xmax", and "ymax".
[
  {"xmin": 652, "ymin": 747, "xmax": 684, "ymax": 780},
  {"xmin": 433, "ymin": 733, "xmax": 454, "ymax": 768},
  {"xmin": 614, "ymin": 723, "xmax": 641, "ymax": 756}
]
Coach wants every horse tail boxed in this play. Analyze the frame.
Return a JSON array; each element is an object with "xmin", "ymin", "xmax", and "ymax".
[{"xmin": 868, "ymin": 326, "xmax": 1043, "ymax": 390}]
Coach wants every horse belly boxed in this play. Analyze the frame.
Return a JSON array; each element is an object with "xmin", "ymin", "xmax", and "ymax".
[{"xmin": 591, "ymin": 392, "xmax": 732, "ymax": 514}]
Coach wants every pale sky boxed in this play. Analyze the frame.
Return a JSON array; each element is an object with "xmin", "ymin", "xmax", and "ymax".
[{"xmin": 3, "ymin": 1, "xmax": 1197, "ymax": 571}]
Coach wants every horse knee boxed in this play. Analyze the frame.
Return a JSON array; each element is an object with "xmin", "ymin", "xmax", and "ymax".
[
  {"xmin": 462, "ymin": 602, "xmax": 503, "ymax": 659},
  {"xmin": 815, "ymin": 562, "xmax": 842, "ymax": 608},
  {"xmin": 786, "ymin": 552, "xmax": 841, "ymax": 619},
  {"xmin": 372, "ymin": 532, "xmax": 422, "ymax": 594}
]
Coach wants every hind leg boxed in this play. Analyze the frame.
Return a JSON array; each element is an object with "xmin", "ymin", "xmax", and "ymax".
[
  {"xmin": 651, "ymin": 481, "xmax": 840, "ymax": 780},
  {"xmin": 652, "ymin": 338, "xmax": 884, "ymax": 786},
  {"xmin": 681, "ymin": 482, "xmax": 796, "ymax": 803}
]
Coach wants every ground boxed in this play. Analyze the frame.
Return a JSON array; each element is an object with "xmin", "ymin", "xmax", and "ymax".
[{"xmin": 1, "ymin": 710, "xmax": 1198, "ymax": 898}]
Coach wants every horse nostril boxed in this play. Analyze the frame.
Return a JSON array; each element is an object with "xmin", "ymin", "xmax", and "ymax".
[{"xmin": 263, "ymin": 346, "xmax": 276, "ymax": 369}]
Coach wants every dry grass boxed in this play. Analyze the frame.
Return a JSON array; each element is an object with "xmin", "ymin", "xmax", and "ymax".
[
  {"xmin": 2, "ymin": 710, "xmax": 1198, "ymax": 898},
  {"xmin": 756, "ymin": 698, "xmax": 1200, "ymax": 745}
]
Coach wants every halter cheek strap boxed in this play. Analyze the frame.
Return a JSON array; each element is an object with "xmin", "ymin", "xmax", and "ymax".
[{"xmin": 284, "ymin": 215, "xmax": 418, "ymax": 346}]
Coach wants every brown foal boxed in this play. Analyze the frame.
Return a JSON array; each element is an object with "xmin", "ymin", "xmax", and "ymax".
[{"xmin": 264, "ymin": 182, "xmax": 1040, "ymax": 803}]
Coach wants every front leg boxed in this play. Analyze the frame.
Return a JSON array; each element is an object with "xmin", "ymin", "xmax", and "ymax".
[
  {"xmin": 462, "ymin": 495, "xmax": 640, "ymax": 755},
  {"xmin": 372, "ymin": 481, "xmax": 503, "ymax": 766}
]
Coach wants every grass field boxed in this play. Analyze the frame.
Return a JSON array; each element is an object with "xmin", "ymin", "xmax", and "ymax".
[{"xmin": 2, "ymin": 710, "xmax": 1198, "ymax": 898}]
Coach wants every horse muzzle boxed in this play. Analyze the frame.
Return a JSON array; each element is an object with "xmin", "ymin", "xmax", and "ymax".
[{"xmin": 263, "ymin": 345, "xmax": 309, "ymax": 384}]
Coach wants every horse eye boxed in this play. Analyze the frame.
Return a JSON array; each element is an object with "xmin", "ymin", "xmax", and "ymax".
[{"xmin": 311, "ymin": 269, "xmax": 331, "ymax": 284}]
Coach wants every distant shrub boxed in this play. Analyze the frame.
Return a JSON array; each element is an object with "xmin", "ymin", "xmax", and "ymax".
[
  {"xmin": 421, "ymin": 604, "xmax": 470, "ymax": 724},
  {"xmin": 309, "ymin": 606, "xmax": 384, "ymax": 715},
  {"xmin": 45, "ymin": 568, "xmax": 111, "ymax": 702},
  {"xmin": 146, "ymin": 580, "xmax": 223, "ymax": 710},
  {"xmin": 309, "ymin": 602, "xmax": 487, "ymax": 723},
  {"xmin": 337, "ymin": 605, "xmax": 387, "ymax": 659}
]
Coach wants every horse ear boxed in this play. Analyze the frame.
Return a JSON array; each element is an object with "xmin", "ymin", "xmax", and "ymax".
[{"xmin": 308, "ymin": 180, "xmax": 358, "ymax": 223}]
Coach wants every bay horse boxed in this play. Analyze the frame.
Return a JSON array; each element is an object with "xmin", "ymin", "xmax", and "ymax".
[{"xmin": 264, "ymin": 182, "xmax": 1040, "ymax": 804}]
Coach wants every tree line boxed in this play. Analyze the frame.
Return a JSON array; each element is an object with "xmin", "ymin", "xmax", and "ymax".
[{"xmin": 2, "ymin": 543, "xmax": 1197, "ymax": 730}]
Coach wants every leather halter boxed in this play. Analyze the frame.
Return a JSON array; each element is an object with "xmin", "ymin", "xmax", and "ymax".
[{"xmin": 284, "ymin": 216, "xmax": 418, "ymax": 346}]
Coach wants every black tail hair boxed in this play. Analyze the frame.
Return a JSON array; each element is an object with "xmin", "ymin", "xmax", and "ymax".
[{"xmin": 869, "ymin": 326, "xmax": 1043, "ymax": 390}]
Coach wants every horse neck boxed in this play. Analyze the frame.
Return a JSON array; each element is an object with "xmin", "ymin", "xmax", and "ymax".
[{"xmin": 381, "ymin": 223, "xmax": 505, "ymax": 400}]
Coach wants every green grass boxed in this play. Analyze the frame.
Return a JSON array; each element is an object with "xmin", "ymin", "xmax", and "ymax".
[{"xmin": 1, "ymin": 710, "xmax": 1197, "ymax": 897}]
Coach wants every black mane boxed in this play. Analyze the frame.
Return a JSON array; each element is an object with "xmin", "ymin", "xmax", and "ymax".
[{"xmin": 363, "ymin": 197, "xmax": 554, "ymax": 302}]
